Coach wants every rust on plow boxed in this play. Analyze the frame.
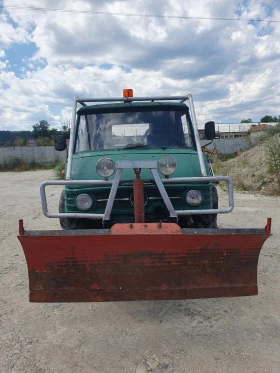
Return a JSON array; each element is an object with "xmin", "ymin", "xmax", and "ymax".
[{"xmin": 18, "ymin": 220, "xmax": 271, "ymax": 302}]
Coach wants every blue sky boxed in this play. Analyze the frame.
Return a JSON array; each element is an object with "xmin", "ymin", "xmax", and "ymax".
[{"xmin": 0, "ymin": 0, "xmax": 280, "ymax": 131}]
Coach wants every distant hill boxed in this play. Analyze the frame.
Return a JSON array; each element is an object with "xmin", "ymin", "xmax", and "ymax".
[{"xmin": 0, "ymin": 131, "xmax": 33, "ymax": 146}]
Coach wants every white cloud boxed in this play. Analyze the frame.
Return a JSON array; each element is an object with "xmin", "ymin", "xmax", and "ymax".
[
  {"xmin": 0, "ymin": 13, "xmax": 30, "ymax": 48},
  {"xmin": 0, "ymin": 0, "xmax": 279, "ymax": 131}
]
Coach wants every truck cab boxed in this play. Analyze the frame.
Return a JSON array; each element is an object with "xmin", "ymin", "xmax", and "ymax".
[{"xmin": 55, "ymin": 91, "xmax": 221, "ymax": 230}]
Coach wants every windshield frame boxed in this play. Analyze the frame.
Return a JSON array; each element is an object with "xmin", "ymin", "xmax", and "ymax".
[{"xmin": 74, "ymin": 106, "xmax": 196, "ymax": 153}]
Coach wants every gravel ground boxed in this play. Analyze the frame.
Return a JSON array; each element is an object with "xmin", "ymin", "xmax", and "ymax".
[{"xmin": 0, "ymin": 170, "xmax": 279, "ymax": 373}]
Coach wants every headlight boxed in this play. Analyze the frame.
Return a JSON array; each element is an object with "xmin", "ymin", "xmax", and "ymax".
[
  {"xmin": 96, "ymin": 158, "xmax": 115, "ymax": 178},
  {"xmin": 158, "ymin": 156, "xmax": 177, "ymax": 176},
  {"xmin": 76, "ymin": 194, "xmax": 93, "ymax": 211},
  {"xmin": 186, "ymin": 190, "xmax": 202, "ymax": 206}
]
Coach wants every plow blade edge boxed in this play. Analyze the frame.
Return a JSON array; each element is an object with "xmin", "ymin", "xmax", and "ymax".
[{"xmin": 18, "ymin": 221, "xmax": 271, "ymax": 302}]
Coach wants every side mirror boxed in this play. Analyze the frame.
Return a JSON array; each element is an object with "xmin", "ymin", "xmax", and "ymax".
[
  {"xmin": 204, "ymin": 121, "xmax": 216, "ymax": 140},
  {"xmin": 54, "ymin": 133, "xmax": 67, "ymax": 151}
]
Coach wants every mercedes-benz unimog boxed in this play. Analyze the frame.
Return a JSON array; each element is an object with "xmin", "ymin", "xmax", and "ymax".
[{"xmin": 18, "ymin": 90, "xmax": 271, "ymax": 302}]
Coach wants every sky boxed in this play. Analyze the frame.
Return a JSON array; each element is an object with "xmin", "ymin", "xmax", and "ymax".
[{"xmin": 0, "ymin": 0, "xmax": 279, "ymax": 131}]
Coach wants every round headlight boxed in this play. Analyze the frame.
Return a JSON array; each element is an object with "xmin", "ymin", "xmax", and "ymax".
[
  {"xmin": 96, "ymin": 158, "xmax": 115, "ymax": 179},
  {"xmin": 76, "ymin": 194, "xmax": 93, "ymax": 211},
  {"xmin": 158, "ymin": 156, "xmax": 177, "ymax": 176},
  {"xmin": 186, "ymin": 190, "xmax": 203, "ymax": 206}
]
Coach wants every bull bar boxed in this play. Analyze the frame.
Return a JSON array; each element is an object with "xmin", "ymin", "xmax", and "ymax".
[{"xmin": 40, "ymin": 160, "xmax": 234, "ymax": 221}]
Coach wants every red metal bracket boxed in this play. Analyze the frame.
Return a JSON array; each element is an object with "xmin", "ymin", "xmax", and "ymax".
[
  {"xmin": 265, "ymin": 218, "xmax": 272, "ymax": 234},
  {"xmin": 19, "ymin": 219, "xmax": 24, "ymax": 236}
]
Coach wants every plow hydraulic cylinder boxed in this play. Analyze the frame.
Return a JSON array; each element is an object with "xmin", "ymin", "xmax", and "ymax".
[{"xmin": 133, "ymin": 169, "xmax": 145, "ymax": 223}]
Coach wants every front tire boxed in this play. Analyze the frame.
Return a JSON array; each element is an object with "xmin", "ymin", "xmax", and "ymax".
[
  {"xmin": 59, "ymin": 191, "xmax": 103, "ymax": 230},
  {"xmin": 59, "ymin": 190, "xmax": 82, "ymax": 230},
  {"xmin": 192, "ymin": 185, "xmax": 218, "ymax": 228}
]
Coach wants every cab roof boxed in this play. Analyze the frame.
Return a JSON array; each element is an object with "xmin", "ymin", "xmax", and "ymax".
[{"xmin": 77, "ymin": 101, "xmax": 189, "ymax": 115}]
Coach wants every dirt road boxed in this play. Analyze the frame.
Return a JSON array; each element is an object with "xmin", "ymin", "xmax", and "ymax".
[{"xmin": 0, "ymin": 170, "xmax": 279, "ymax": 373}]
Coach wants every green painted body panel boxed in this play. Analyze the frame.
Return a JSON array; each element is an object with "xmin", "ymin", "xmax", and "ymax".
[
  {"xmin": 70, "ymin": 148, "xmax": 206, "ymax": 181},
  {"xmin": 65, "ymin": 148, "xmax": 212, "ymax": 220}
]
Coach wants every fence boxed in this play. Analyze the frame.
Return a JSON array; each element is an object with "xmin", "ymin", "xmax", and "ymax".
[
  {"xmin": 0, "ymin": 138, "xmax": 251, "ymax": 166},
  {"xmin": 0, "ymin": 146, "xmax": 67, "ymax": 166},
  {"xmin": 201, "ymin": 138, "xmax": 251, "ymax": 154}
]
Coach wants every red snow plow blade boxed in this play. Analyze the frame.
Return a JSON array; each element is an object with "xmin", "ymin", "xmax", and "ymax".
[{"xmin": 18, "ymin": 219, "xmax": 271, "ymax": 302}]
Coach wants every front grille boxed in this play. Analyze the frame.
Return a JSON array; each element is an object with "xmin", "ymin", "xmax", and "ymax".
[{"xmin": 65, "ymin": 184, "xmax": 212, "ymax": 214}]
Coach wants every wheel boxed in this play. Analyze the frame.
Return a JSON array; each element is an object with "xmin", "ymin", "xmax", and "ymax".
[
  {"xmin": 192, "ymin": 185, "xmax": 218, "ymax": 228},
  {"xmin": 59, "ymin": 191, "xmax": 103, "ymax": 230},
  {"xmin": 59, "ymin": 190, "xmax": 83, "ymax": 230}
]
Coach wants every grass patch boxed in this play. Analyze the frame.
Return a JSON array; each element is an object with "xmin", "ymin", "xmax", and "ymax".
[
  {"xmin": 0, "ymin": 158, "xmax": 61, "ymax": 172},
  {"xmin": 219, "ymin": 153, "xmax": 236, "ymax": 162},
  {"xmin": 235, "ymin": 180, "xmax": 248, "ymax": 191}
]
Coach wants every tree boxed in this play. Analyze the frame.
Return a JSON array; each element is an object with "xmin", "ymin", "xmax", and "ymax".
[
  {"xmin": 260, "ymin": 115, "xmax": 279, "ymax": 123},
  {"xmin": 0, "ymin": 130, "xmax": 32, "ymax": 145},
  {"xmin": 61, "ymin": 120, "xmax": 71, "ymax": 139},
  {"xmin": 32, "ymin": 120, "xmax": 53, "ymax": 139},
  {"xmin": 241, "ymin": 118, "xmax": 252, "ymax": 123}
]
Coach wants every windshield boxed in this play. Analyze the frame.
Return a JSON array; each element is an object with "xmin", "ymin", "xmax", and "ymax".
[{"xmin": 75, "ymin": 110, "xmax": 194, "ymax": 152}]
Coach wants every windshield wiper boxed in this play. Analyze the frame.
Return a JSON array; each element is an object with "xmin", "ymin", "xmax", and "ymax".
[{"xmin": 124, "ymin": 143, "xmax": 147, "ymax": 149}]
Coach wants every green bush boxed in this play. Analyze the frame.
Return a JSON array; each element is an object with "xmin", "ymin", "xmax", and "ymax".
[
  {"xmin": 14, "ymin": 137, "xmax": 27, "ymax": 146},
  {"xmin": 266, "ymin": 136, "xmax": 280, "ymax": 191},
  {"xmin": 53, "ymin": 160, "xmax": 66, "ymax": 179},
  {"xmin": 36, "ymin": 137, "xmax": 54, "ymax": 146}
]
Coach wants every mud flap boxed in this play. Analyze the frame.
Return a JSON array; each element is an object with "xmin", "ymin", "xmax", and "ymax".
[{"xmin": 18, "ymin": 220, "xmax": 271, "ymax": 302}]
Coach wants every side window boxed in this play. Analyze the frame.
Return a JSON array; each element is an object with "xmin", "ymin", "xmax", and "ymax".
[
  {"xmin": 75, "ymin": 116, "xmax": 90, "ymax": 152},
  {"xmin": 182, "ymin": 114, "xmax": 193, "ymax": 148}
]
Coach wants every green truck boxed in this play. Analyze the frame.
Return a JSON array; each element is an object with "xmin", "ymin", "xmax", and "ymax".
[
  {"xmin": 50, "ymin": 90, "xmax": 230, "ymax": 230},
  {"xmin": 18, "ymin": 90, "xmax": 271, "ymax": 302}
]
